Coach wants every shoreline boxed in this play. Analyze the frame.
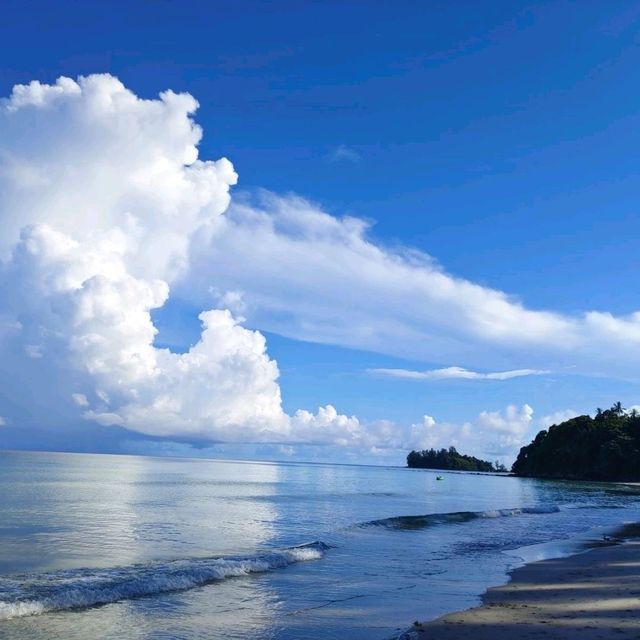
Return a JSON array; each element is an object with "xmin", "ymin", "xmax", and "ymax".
[{"xmin": 397, "ymin": 530, "xmax": 640, "ymax": 640}]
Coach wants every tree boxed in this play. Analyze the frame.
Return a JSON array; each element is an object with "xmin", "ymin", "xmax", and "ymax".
[
  {"xmin": 407, "ymin": 448, "xmax": 497, "ymax": 472},
  {"xmin": 612, "ymin": 401, "xmax": 624, "ymax": 415},
  {"xmin": 512, "ymin": 404, "xmax": 640, "ymax": 481}
]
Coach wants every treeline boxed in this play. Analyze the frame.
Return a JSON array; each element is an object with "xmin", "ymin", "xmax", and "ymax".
[
  {"xmin": 407, "ymin": 446, "xmax": 503, "ymax": 472},
  {"xmin": 512, "ymin": 403, "xmax": 640, "ymax": 481}
]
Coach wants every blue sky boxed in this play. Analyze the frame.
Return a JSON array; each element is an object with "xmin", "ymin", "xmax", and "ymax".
[{"xmin": 1, "ymin": 1, "xmax": 639, "ymax": 464}]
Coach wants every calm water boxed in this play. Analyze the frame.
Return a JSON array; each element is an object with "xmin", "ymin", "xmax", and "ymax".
[{"xmin": 1, "ymin": 451, "xmax": 639, "ymax": 639}]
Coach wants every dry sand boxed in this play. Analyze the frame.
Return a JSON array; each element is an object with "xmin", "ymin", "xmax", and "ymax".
[{"xmin": 400, "ymin": 540, "xmax": 640, "ymax": 640}]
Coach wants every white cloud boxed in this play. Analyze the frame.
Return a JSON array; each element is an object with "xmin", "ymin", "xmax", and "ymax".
[
  {"xmin": 24, "ymin": 344, "xmax": 43, "ymax": 359},
  {"xmin": 0, "ymin": 74, "xmax": 357, "ymax": 446},
  {"xmin": 82, "ymin": 410, "xmax": 125, "ymax": 427},
  {"xmin": 0, "ymin": 416, "xmax": 6, "ymax": 427},
  {"xmin": 208, "ymin": 287, "xmax": 248, "ymax": 317},
  {"xmin": 369, "ymin": 366, "xmax": 549, "ymax": 381},
  {"xmin": 539, "ymin": 409, "xmax": 580, "ymax": 428},
  {"xmin": 71, "ymin": 393, "xmax": 89, "ymax": 407},
  {"xmin": 185, "ymin": 192, "xmax": 640, "ymax": 379},
  {"xmin": 478, "ymin": 404, "xmax": 534, "ymax": 436},
  {"xmin": 406, "ymin": 404, "xmax": 536, "ymax": 461},
  {"xmin": 327, "ymin": 144, "xmax": 361, "ymax": 163},
  {"xmin": 0, "ymin": 74, "xmax": 237, "ymax": 281}
]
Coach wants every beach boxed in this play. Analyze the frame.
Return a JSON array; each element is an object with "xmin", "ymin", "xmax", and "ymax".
[{"xmin": 403, "ymin": 537, "xmax": 640, "ymax": 640}]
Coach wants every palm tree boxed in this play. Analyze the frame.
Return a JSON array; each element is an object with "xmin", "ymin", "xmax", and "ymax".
[{"xmin": 612, "ymin": 401, "xmax": 624, "ymax": 416}]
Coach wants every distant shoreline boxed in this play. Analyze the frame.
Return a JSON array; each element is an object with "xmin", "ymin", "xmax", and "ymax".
[
  {"xmin": 396, "ymin": 526, "xmax": 640, "ymax": 640},
  {"xmin": 407, "ymin": 465, "xmax": 640, "ymax": 487}
]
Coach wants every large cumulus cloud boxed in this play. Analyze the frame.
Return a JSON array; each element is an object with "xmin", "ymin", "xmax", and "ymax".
[{"xmin": 0, "ymin": 74, "xmax": 357, "ymax": 443}]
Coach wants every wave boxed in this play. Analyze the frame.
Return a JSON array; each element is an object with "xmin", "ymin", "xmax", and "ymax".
[
  {"xmin": 360, "ymin": 505, "xmax": 561, "ymax": 530},
  {"xmin": 0, "ymin": 541, "xmax": 329, "ymax": 620}
]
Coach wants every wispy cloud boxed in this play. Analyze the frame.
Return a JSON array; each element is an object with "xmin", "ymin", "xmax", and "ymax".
[
  {"xmin": 368, "ymin": 366, "xmax": 550, "ymax": 381},
  {"xmin": 327, "ymin": 144, "xmax": 361, "ymax": 163}
]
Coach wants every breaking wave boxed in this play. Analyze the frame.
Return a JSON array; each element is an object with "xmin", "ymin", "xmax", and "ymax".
[
  {"xmin": 0, "ymin": 541, "xmax": 329, "ymax": 620},
  {"xmin": 360, "ymin": 506, "xmax": 561, "ymax": 530}
]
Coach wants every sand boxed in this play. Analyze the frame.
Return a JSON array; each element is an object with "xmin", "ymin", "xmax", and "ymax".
[{"xmin": 400, "ymin": 540, "xmax": 640, "ymax": 640}]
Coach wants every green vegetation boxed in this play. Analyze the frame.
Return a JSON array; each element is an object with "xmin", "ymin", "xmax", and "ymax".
[
  {"xmin": 407, "ymin": 446, "xmax": 504, "ymax": 472},
  {"xmin": 512, "ymin": 403, "xmax": 640, "ymax": 481}
]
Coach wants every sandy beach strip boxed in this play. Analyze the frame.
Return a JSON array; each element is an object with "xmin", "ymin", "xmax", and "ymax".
[{"xmin": 400, "ymin": 538, "xmax": 640, "ymax": 640}]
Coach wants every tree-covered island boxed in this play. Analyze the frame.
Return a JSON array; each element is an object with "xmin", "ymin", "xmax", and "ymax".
[
  {"xmin": 512, "ymin": 403, "xmax": 640, "ymax": 481},
  {"xmin": 407, "ymin": 447, "xmax": 505, "ymax": 472}
]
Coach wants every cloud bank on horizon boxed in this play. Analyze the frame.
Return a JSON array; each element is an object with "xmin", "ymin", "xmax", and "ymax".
[{"xmin": 0, "ymin": 74, "xmax": 635, "ymax": 460}]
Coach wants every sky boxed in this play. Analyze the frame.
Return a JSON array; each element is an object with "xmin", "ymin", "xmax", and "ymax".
[{"xmin": 1, "ymin": 0, "xmax": 640, "ymax": 465}]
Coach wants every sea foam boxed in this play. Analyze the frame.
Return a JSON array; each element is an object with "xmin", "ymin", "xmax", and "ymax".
[{"xmin": 0, "ymin": 541, "xmax": 328, "ymax": 620}]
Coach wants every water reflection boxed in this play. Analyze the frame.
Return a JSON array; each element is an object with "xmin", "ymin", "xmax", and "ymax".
[{"xmin": 1, "ymin": 453, "xmax": 639, "ymax": 640}]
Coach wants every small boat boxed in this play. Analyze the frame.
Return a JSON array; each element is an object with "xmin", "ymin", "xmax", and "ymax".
[{"xmin": 436, "ymin": 475, "xmax": 444, "ymax": 481}]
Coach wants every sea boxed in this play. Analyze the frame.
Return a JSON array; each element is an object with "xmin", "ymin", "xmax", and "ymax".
[{"xmin": 1, "ymin": 450, "xmax": 639, "ymax": 640}]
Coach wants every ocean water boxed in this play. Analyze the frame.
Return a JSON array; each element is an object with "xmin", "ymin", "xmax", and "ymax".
[{"xmin": 1, "ymin": 451, "xmax": 639, "ymax": 639}]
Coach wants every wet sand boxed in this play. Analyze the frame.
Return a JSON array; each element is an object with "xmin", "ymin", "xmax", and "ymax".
[{"xmin": 400, "ymin": 539, "xmax": 640, "ymax": 640}]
